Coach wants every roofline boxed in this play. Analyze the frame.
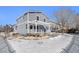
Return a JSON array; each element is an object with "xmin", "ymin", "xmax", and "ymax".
[
  {"xmin": 48, "ymin": 19, "xmax": 60, "ymax": 25},
  {"xmin": 16, "ymin": 11, "xmax": 60, "ymax": 26},
  {"xmin": 16, "ymin": 11, "xmax": 42, "ymax": 21}
]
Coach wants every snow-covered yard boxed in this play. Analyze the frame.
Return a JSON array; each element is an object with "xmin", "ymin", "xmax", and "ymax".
[{"xmin": 7, "ymin": 34, "xmax": 73, "ymax": 53}]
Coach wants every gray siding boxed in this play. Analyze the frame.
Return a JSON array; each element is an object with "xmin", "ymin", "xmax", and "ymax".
[
  {"xmin": 17, "ymin": 24, "xmax": 27, "ymax": 35},
  {"xmin": 16, "ymin": 13, "xmax": 28, "ymax": 35},
  {"xmin": 16, "ymin": 12, "xmax": 50, "ymax": 35},
  {"xmin": 29, "ymin": 13, "xmax": 48, "ymax": 22}
]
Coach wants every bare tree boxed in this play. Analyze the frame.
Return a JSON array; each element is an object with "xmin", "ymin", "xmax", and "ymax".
[
  {"xmin": 9, "ymin": 24, "xmax": 14, "ymax": 32},
  {"xmin": 4, "ymin": 24, "xmax": 10, "ymax": 37},
  {"xmin": 54, "ymin": 8, "xmax": 74, "ymax": 33},
  {"xmin": 74, "ymin": 14, "xmax": 79, "ymax": 31}
]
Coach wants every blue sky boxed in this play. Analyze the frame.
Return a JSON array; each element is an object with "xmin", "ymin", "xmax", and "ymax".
[{"xmin": 0, "ymin": 6, "xmax": 79, "ymax": 25}]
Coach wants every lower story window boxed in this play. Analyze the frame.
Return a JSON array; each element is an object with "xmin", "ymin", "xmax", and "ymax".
[{"xmin": 30, "ymin": 25, "xmax": 33, "ymax": 29}]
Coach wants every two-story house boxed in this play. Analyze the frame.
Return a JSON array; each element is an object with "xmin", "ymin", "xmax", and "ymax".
[{"xmin": 14, "ymin": 11, "xmax": 57, "ymax": 35}]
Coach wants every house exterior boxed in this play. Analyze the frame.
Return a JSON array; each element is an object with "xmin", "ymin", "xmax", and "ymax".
[{"xmin": 15, "ymin": 11, "xmax": 58, "ymax": 35}]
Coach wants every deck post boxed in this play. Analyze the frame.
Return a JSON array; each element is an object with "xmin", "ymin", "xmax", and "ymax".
[
  {"xmin": 33, "ymin": 25, "xmax": 34, "ymax": 33},
  {"xmin": 48, "ymin": 24, "xmax": 51, "ymax": 33},
  {"xmin": 35, "ymin": 22, "xmax": 37, "ymax": 33},
  {"xmin": 27, "ymin": 12, "xmax": 30, "ymax": 33}
]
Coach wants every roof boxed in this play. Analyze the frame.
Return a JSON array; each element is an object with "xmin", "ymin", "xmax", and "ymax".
[
  {"xmin": 16, "ymin": 11, "xmax": 42, "ymax": 21},
  {"xmin": 27, "ymin": 11, "xmax": 42, "ymax": 13}
]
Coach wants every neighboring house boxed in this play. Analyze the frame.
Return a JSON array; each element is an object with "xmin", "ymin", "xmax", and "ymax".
[
  {"xmin": 15, "ymin": 11, "xmax": 58, "ymax": 35},
  {"xmin": 49, "ymin": 20, "xmax": 60, "ymax": 32}
]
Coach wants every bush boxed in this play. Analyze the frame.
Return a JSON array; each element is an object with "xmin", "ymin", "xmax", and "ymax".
[{"xmin": 67, "ymin": 28, "xmax": 76, "ymax": 33}]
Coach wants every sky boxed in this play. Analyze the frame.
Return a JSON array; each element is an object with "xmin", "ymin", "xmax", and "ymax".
[{"xmin": 0, "ymin": 6, "xmax": 79, "ymax": 25}]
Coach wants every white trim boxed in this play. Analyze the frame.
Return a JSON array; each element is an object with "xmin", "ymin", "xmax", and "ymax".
[
  {"xmin": 27, "ymin": 12, "xmax": 30, "ymax": 33},
  {"xmin": 29, "ymin": 20, "xmax": 50, "ymax": 25}
]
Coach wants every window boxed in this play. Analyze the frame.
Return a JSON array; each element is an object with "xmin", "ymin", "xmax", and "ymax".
[
  {"xmin": 23, "ymin": 16, "xmax": 24, "ymax": 19},
  {"xmin": 37, "ymin": 25, "xmax": 39, "ymax": 29},
  {"xmin": 44, "ymin": 19, "xmax": 46, "ymax": 22},
  {"xmin": 26, "ymin": 24, "xmax": 27, "ymax": 29},
  {"xmin": 37, "ymin": 16, "xmax": 39, "ymax": 21},
  {"xmin": 15, "ymin": 26, "xmax": 17, "ymax": 30},
  {"xmin": 30, "ymin": 25, "xmax": 33, "ymax": 29}
]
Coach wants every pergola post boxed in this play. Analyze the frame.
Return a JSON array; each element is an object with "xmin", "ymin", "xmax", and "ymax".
[
  {"xmin": 33, "ymin": 24, "xmax": 34, "ymax": 33},
  {"xmin": 48, "ymin": 24, "xmax": 51, "ymax": 33},
  {"xmin": 27, "ymin": 13, "xmax": 30, "ymax": 33},
  {"xmin": 35, "ymin": 22, "xmax": 37, "ymax": 33}
]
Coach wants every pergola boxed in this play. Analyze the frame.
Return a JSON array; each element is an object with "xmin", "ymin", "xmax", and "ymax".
[{"xmin": 28, "ymin": 20, "xmax": 51, "ymax": 33}]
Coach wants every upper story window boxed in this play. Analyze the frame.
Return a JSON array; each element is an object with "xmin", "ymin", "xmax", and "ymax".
[
  {"xmin": 15, "ymin": 26, "xmax": 17, "ymax": 30},
  {"xmin": 26, "ymin": 24, "xmax": 27, "ymax": 29},
  {"xmin": 23, "ymin": 16, "xmax": 24, "ymax": 19},
  {"xmin": 37, "ymin": 16, "xmax": 39, "ymax": 21},
  {"xmin": 44, "ymin": 19, "xmax": 46, "ymax": 22}
]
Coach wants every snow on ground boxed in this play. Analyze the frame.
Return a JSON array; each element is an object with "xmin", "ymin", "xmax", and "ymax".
[
  {"xmin": 0, "ymin": 36, "xmax": 15, "ymax": 53},
  {"xmin": 7, "ymin": 34, "xmax": 73, "ymax": 53},
  {"xmin": 63, "ymin": 35, "xmax": 79, "ymax": 53}
]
